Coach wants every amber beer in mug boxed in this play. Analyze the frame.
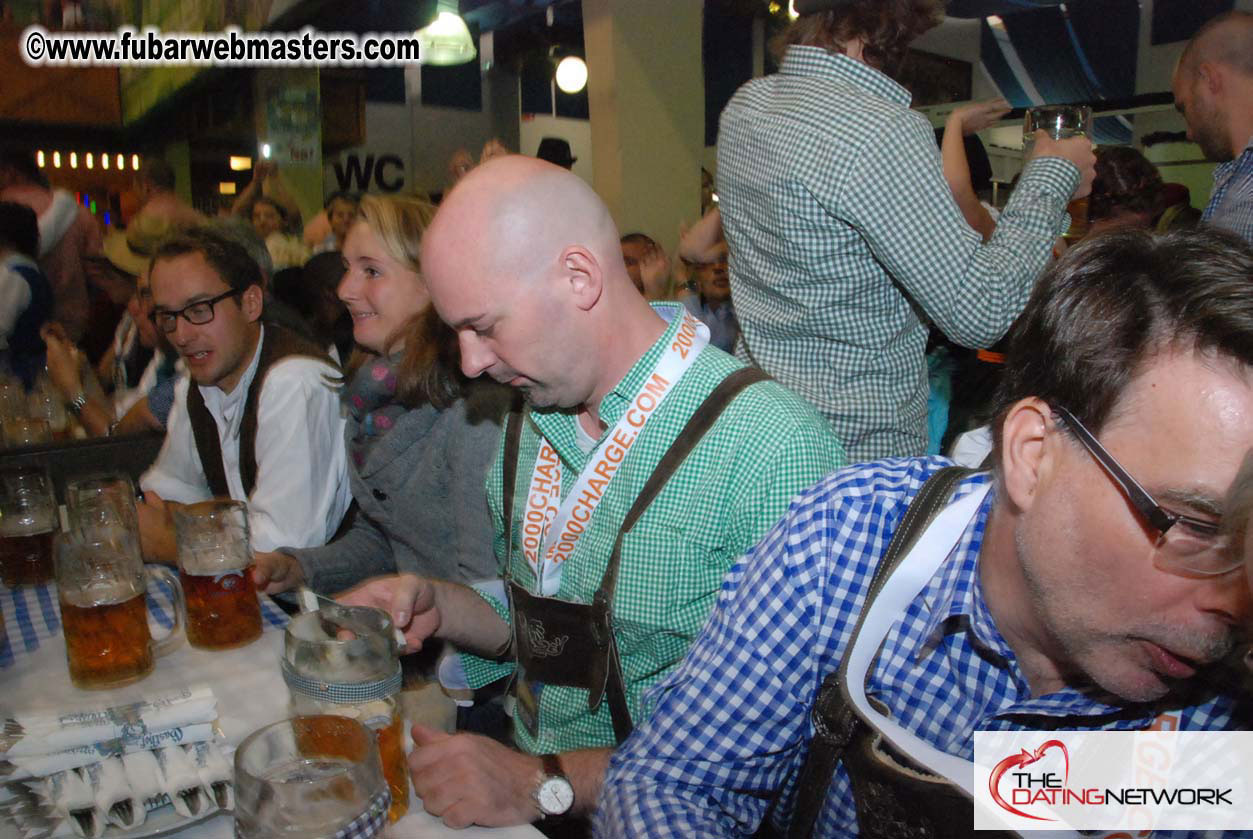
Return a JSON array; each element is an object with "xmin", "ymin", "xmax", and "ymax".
[
  {"xmin": 56, "ymin": 530, "xmax": 184, "ymax": 689},
  {"xmin": 61, "ymin": 586, "xmax": 152, "ymax": 688},
  {"xmin": 181, "ymin": 565, "xmax": 262, "ymax": 649},
  {"xmin": 0, "ymin": 467, "xmax": 58, "ymax": 586},
  {"xmin": 0, "ymin": 530, "xmax": 55, "ymax": 587},
  {"xmin": 174, "ymin": 500, "xmax": 262, "ymax": 650},
  {"xmin": 283, "ymin": 605, "xmax": 408, "ymax": 821}
]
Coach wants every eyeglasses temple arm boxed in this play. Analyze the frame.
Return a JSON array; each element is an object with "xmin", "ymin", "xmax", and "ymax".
[{"xmin": 1053, "ymin": 407, "xmax": 1176, "ymax": 533}]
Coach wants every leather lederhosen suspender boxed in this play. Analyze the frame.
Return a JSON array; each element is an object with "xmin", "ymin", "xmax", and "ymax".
[
  {"xmin": 499, "ymin": 366, "xmax": 770, "ymax": 745},
  {"xmin": 781, "ymin": 466, "xmax": 1014, "ymax": 839},
  {"xmin": 186, "ymin": 324, "xmax": 336, "ymax": 499}
]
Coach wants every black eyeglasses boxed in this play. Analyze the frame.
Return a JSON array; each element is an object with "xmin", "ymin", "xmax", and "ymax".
[
  {"xmin": 1052, "ymin": 405, "xmax": 1236, "ymax": 577},
  {"xmin": 150, "ymin": 288, "xmax": 242, "ymax": 334}
]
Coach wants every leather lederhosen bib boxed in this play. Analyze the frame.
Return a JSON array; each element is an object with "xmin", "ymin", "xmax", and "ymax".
[
  {"xmin": 499, "ymin": 366, "xmax": 769, "ymax": 745},
  {"xmin": 777, "ymin": 467, "xmax": 1015, "ymax": 839}
]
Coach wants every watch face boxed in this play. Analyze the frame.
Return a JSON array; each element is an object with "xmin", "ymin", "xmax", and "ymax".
[{"xmin": 537, "ymin": 776, "xmax": 575, "ymax": 815}]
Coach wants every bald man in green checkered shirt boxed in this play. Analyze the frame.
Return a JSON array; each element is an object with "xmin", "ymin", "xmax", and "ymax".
[
  {"xmin": 717, "ymin": 0, "xmax": 1095, "ymax": 461},
  {"xmin": 342, "ymin": 155, "xmax": 844, "ymax": 832}
]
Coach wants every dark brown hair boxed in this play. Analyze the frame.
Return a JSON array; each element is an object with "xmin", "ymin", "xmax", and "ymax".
[
  {"xmin": 151, "ymin": 227, "xmax": 263, "ymax": 295},
  {"xmin": 1089, "ymin": 146, "xmax": 1164, "ymax": 221},
  {"xmin": 990, "ymin": 228, "xmax": 1253, "ymax": 457},
  {"xmin": 773, "ymin": 0, "xmax": 943, "ymax": 73},
  {"xmin": 345, "ymin": 194, "xmax": 462, "ymax": 410}
]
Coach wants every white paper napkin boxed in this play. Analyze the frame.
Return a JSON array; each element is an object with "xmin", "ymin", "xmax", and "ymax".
[{"xmin": 1, "ymin": 685, "xmax": 217, "ymax": 758}]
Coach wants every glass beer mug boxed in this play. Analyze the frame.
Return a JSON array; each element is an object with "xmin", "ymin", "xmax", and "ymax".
[
  {"xmin": 0, "ymin": 467, "xmax": 59, "ymax": 587},
  {"xmin": 67, "ymin": 473, "xmax": 141, "ymax": 535},
  {"xmin": 282, "ymin": 604, "xmax": 409, "ymax": 822},
  {"xmin": 172, "ymin": 500, "xmax": 263, "ymax": 651},
  {"xmin": 1023, "ymin": 104, "xmax": 1093, "ymax": 238},
  {"xmin": 56, "ymin": 528, "xmax": 185, "ymax": 689},
  {"xmin": 234, "ymin": 715, "xmax": 391, "ymax": 839}
]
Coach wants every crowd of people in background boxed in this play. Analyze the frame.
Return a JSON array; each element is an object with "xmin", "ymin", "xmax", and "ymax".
[{"xmin": 2, "ymin": 3, "xmax": 1253, "ymax": 838}]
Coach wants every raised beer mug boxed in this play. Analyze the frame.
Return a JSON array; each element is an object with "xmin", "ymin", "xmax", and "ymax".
[
  {"xmin": 172, "ymin": 500, "xmax": 262, "ymax": 651},
  {"xmin": 282, "ymin": 604, "xmax": 409, "ymax": 822},
  {"xmin": 0, "ymin": 467, "xmax": 59, "ymax": 587},
  {"xmin": 55, "ymin": 528, "xmax": 185, "ymax": 689}
]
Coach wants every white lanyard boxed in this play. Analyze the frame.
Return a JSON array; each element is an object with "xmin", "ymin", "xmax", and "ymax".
[
  {"xmin": 844, "ymin": 482, "xmax": 1079, "ymax": 838},
  {"xmin": 519, "ymin": 310, "xmax": 709, "ymax": 595}
]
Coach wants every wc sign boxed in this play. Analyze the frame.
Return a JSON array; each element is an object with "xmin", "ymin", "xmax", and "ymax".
[{"xmin": 330, "ymin": 151, "xmax": 405, "ymax": 192}]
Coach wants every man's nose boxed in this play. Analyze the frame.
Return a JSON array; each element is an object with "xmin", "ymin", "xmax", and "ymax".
[
  {"xmin": 1196, "ymin": 569, "xmax": 1252, "ymax": 627},
  {"xmin": 459, "ymin": 332, "xmax": 494, "ymax": 378},
  {"xmin": 170, "ymin": 316, "xmax": 196, "ymax": 347}
]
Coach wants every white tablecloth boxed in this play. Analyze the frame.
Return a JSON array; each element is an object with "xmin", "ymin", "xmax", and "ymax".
[{"xmin": 0, "ymin": 587, "xmax": 540, "ymax": 839}]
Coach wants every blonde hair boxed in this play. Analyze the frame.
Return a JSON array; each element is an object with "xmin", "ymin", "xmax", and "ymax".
[{"xmin": 346, "ymin": 194, "xmax": 461, "ymax": 408}]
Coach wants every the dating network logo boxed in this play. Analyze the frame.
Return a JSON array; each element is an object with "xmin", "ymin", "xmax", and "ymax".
[
  {"xmin": 975, "ymin": 730, "xmax": 1249, "ymax": 831},
  {"xmin": 989, "ymin": 740, "xmax": 1071, "ymax": 821}
]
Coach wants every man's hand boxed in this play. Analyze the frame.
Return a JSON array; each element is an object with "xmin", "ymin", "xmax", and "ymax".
[
  {"xmin": 39, "ymin": 324, "xmax": 83, "ymax": 400},
  {"xmin": 638, "ymin": 242, "xmax": 672, "ymax": 300},
  {"xmin": 337, "ymin": 574, "xmax": 441, "ymax": 651},
  {"xmin": 252, "ymin": 160, "xmax": 276, "ymax": 183},
  {"xmin": 948, "ymin": 98, "xmax": 1010, "ymax": 135},
  {"xmin": 677, "ymin": 206, "xmax": 724, "ymax": 265},
  {"xmin": 137, "ymin": 490, "xmax": 177, "ymax": 565},
  {"xmin": 407, "ymin": 724, "xmax": 541, "ymax": 828},
  {"xmin": 1028, "ymin": 131, "xmax": 1097, "ymax": 199},
  {"xmin": 251, "ymin": 551, "xmax": 305, "ymax": 593}
]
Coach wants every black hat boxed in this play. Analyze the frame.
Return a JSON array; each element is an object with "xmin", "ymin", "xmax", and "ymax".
[
  {"xmin": 536, "ymin": 137, "xmax": 577, "ymax": 169},
  {"xmin": 793, "ymin": 0, "xmax": 856, "ymax": 13}
]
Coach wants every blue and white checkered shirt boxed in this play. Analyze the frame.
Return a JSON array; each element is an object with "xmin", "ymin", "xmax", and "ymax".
[
  {"xmin": 596, "ymin": 458, "xmax": 1251, "ymax": 838},
  {"xmin": 1203, "ymin": 137, "xmax": 1253, "ymax": 246}
]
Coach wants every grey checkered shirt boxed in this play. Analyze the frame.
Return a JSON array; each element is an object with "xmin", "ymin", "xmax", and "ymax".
[{"xmin": 717, "ymin": 46, "xmax": 1079, "ymax": 461}]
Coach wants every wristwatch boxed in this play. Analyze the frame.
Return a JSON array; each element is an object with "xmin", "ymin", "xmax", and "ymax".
[
  {"xmin": 533, "ymin": 753, "xmax": 574, "ymax": 818},
  {"xmin": 66, "ymin": 390, "xmax": 88, "ymax": 416}
]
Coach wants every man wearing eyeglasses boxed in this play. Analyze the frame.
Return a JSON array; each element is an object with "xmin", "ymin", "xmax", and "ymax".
[
  {"xmin": 137, "ymin": 228, "xmax": 351, "ymax": 563},
  {"xmin": 598, "ymin": 227, "xmax": 1253, "ymax": 838}
]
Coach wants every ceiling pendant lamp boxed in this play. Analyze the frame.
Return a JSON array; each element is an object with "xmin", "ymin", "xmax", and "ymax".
[{"xmin": 417, "ymin": 4, "xmax": 476, "ymax": 66}]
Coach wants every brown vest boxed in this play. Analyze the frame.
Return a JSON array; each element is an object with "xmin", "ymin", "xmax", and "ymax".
[{"xmin": 185, "ymin": 325, "xmax": 336, "ymax": 500}]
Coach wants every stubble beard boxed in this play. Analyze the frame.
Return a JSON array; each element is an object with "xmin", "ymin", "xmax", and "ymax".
[{"xmin": 1014, "ymin": 523, "xmax": 1234, "ymax": 703}]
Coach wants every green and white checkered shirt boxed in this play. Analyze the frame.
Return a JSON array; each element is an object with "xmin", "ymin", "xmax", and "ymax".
[
  {"xmin": 718, "ymin": 46, "xmax": 1079, "ymax": 461},
  {"xmin": 460, "ymin": 303, "xmax": 845, "ymax": 755}
]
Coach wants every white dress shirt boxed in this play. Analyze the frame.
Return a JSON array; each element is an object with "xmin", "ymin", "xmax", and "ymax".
[{"xmin": 140, "ymin": 326, "xmax": 351, "ymax": 552}]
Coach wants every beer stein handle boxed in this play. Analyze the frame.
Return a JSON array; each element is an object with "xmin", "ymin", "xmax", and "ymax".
[{"xmin": 145, "ymin": 565, "xmax": 186, "ymax": 657}]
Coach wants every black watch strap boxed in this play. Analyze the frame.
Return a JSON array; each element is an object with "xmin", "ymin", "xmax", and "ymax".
[{"xmin": 540, "ymin": 753, "xmax": 564, "ymax": 778}]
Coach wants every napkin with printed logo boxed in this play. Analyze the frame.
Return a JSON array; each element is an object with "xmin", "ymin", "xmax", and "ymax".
[{"xmin": 0, "ymin": 685, "xmax": 217, "ymax": 780}]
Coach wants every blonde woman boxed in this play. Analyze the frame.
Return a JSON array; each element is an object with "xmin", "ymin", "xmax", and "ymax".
[{"xmin": 253, "ymin": 194, "xmax": 510, "ymax": 594}]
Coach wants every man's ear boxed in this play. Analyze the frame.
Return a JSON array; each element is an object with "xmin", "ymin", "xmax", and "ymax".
[
  {"xmin": 1197, "ymin": 61, "xmax": 1223, "ymax": 95},
  {"xmin": 998, "ymin": 397, "xmax": 1054, "ymax": 514},
  {"xmin": 560, "ymin": 246, "xmax": 603, "ymax": 312},
  {"xmin": 241, "ymin": 284, "xmax": 264, "ymax": 323}
]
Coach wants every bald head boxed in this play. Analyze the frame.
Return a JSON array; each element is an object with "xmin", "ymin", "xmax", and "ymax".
[
  {"xmin": 421, "ymin": 155, "xmax": 666, "ymax": 413},
  {"xmin": 427, "ymin": 155, "xmax": 624, "ymax": 286},
  {"xmin": 1173, "ymin": 11, "xmax": 1253, "ymax": 163},
  {"xmin": 1180, "ymin": 12, "xmax": 1253, "ymax": 78}
]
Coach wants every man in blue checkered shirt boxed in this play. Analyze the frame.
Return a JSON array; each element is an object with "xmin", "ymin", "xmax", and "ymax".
[
  {"xmin": 1172, "ymin": 11, "xmax": 1253, "ymax": 246},
  {"xmin": 596, "ymin": 228, "xmax": 1253, "ymax": 838}
]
